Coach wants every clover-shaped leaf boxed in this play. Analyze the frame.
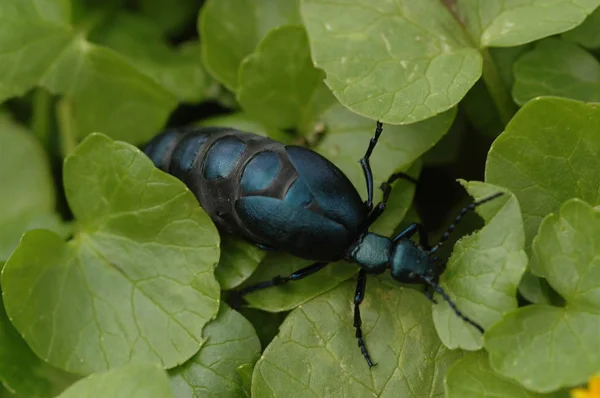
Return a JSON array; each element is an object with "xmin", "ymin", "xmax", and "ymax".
[
  {"xmin": 200, "ymin": 0, "xmax": 301, "ymax": 90},
  {"xmin": 252, "ymin": 277, "xmax": 463, "ymax": 397},
  {"xmin": 486, "ymin": 97, "xmax": 600, "ymax": 250},
  {"xmin": 513, "ymin": 38, "xmax": 600, "ymax": 105},
  {"xmin": 0, "ymin": 114, "xmax": 65, "ymax": 261},
  {"xmin": 237, "ymin": 25, "xmax": 335, "ymax": 132},
  {"xmin": 57, "ymin": 364, "xmax": 173, "ymax": 398},
  {"xmin": 445, "ymin": 351, "xmax": 554, "ymax": 398},
  {"xmin": 485, "ymin": 199, "xmax": 600, "ymax": 392},
  {"xmin": 1, "ymin": 134, "xmax": 220, "ymax": 375},
  {"xmin": 0, "ymin": 0, "xmax": 176, "ymax": 143},
  {"xmin": 169, "ymin": 304, "xmax": 261, "ymax": 397},
  {"xmin": 456, "ymin": 0, "xmax": 600, "ymax": 47},
  {"xmin": 301, "ymin": 0, "xmax": 481, "ymax": 124},
  {"xmin": 433, "ymin": 181, "xmax": 527, "ymax": 350}
]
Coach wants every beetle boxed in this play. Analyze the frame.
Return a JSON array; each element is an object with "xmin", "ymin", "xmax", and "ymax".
[{"xmin": 143, "ymin": 122, "xmax": 502, "ymax": 367}]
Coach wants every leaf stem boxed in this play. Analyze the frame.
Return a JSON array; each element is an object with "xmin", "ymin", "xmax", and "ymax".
[
  {"xmin": 480, "ymin": 49, "xmax": 517, "ymax": 126},
  {"xmin": 32, "ymin": 88, "xmax": 53, "ymax": 151},
  {"xmin": 56, "ymin": 98, "xmax": 78, "ymax": 158}
]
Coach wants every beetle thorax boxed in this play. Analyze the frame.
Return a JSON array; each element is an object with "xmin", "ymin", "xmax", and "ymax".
[{"xmin": 345, "ymin": 232, "xmax": 392, "ymax": 274}]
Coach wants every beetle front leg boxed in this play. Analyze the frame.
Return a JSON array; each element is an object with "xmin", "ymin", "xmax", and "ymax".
[
  {"xmin": 363, "ymin": 170, "xmax": 418, "ymax": 228},
  {"xmin": 353, "ymin": 269, "xmax": 376, "ymax": 367},
  {"xmin": 359, "ymin": 121, "xmax": 384, "ymax": 210}
]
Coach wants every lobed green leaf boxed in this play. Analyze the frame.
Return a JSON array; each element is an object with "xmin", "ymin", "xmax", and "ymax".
[
  {"xmin": 1, "ymin": 134, "xmax": 221, "ymax": 374},
  {"xmin": 513, "ymin": 38, "xmax": 600, "ymax": 105},
  {"xmin": 433, "ymin": 181, "xmax": 527, "ymax": 350},
  {"xmin": 0, "ymin": 114, "xmax": 65, "ymax": 261},
  {"xmin": 301, "ymin": 0, "xmax": 481, "ymax": 124},
  {"xmin": 486, "ymin": 97, "xmax": 600, "ymax": 251},
  {"xmin": 485, "ymin": 199, "xmax": 600, "ymax": 392},
  {"xmin": 56, "ymin": 363, "xmax": 174, "ymax": 398},
  {"xmin": 445, "ymin": 351, "xmax": 554, "ymax": 398},
  {"xmin": 237, "ymin": 25, "xmax": 335, "ymax": 132},
  {"xmin": 200, "ymin": 0, "xmax": 301, "ymax": 90},
  {"xmin": 0, "ymin": 291, "xmax": 78, "ymax": 397},
  {"xmin": 253, "ymin": 278, "xmax": 463, "ymax": 397},
  {"xmin": 90, "ymin": 13, "xmax": 207, "ymax": 103},
  {"xmin": 169, "ymin": 304, "xmax": 261, "ymax": 398},
  {"xmin": 456, "ymin": 0, "xmax": 600, "ymax": 47}
]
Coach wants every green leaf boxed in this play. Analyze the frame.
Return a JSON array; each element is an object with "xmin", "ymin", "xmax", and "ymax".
[
  {"xmin": 236, "ymin": 364, "xmax": 253, "ymax": 397},
  {"xmin": 56, "ymin": 363, "xmax": 174, "ymax": 398},
  {"xmin": 445, "ymin": 351, "xmax": 553, "ymax": 398},
  {"xmin": 138, "ymin": 0, "xmax": 199, "ymax": 37},
  {"xmin": 90, "ymin": 13, "xmax": 207, "ymax": 103},
  {"xmin": 456, "ymin": 0, "xmax": 600, "ymax": 47},
  {"xmin": 518, "ymin": 271, "xmax": 552, "ymax": 305},
  {"xmin": 216, "ymin": 235, "xmax": 265, "ymax": 291},
  {"xmin": 196, "ymin": 113, "xmax": 292, "ymax": 144},
  {"xmin": 0, "ymin": 291, "xmax": 78, "ymax": 397},
  {"xmin": 237, "ymin": 25, "xmax": 335, "ymax": 132},
  {"xmin": 433, "ymin": 182, "xmax": 527, "ymax": 350},
  {"xmin": 0, "ymin": 1, "xmax": 176, "ymax": 143},
  {"xmin": 1, "ymin": 133, "xmax": 220, "ymax": 374},
  {"xmin": 252, "ymin": 278, "xmax": 463, "ymax": 397},
  {"xmin": 485, "ymin": 199, "xmax": 600, "ymax": 392},
  {"xmin": 199, "ymin": 0, "xmax": 301, "ymax": 90},
  {"xmin": 486, "ymin": 97, "xmax": 600, "ymax": 250},
  {"xmin": 563, "ymin": 5, "xmax": 600, "ymax": 49},
  {"xmin": 301, "ymin": 0, "xmax": 481, "ymax": 124},
  {"xmin": 0, "ymin": 115, "xmax": 65, "ymax": 261},
  {"xmin": 513, "ymin": 38, "xmax": 600, "ymax": 105},
  {"xmin": 169, "ymin": 304, "xmax": 260, "ymax": 398}
]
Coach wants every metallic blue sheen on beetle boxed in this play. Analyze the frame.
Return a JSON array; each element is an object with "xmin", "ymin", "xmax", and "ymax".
[{"xmin": 144, "ymin": 122, "xmax": 503, "ymax": 367}]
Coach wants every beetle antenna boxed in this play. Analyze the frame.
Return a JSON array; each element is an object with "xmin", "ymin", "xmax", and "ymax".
[
  {"xmin": 422, "ymin": 276, "xmax": 484, "ymax": 333},
  {"xmin": 429, "ymin": 192, "xmax": 504, "ymax": 254}
]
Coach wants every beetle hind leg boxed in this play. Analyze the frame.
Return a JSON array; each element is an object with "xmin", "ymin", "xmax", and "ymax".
[{"xmin": 235, "ymin": 262, "xmax": 329, "ymax": 296}]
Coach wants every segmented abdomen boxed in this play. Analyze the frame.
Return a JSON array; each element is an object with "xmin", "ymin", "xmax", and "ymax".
[{"xmin": 143, "ymin": 127, "xmax": 307, "ymax": 240}]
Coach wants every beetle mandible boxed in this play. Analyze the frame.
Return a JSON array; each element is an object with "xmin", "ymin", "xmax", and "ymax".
[{"xmin": 143, "ymin": 122, "xmax": 503, "ymax": 367}]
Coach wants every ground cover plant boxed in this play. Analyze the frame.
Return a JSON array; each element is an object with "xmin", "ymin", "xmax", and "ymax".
[{"xmin": 1, "ymin": 0, "xmax": 600, "ymax": 397}]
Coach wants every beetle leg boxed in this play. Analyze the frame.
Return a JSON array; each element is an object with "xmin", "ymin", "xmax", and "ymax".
[
  {"xmin": 236, "ymin": 262, "xmax": 329, "ymax": 296},
  {"xmin": 354, "ymin": 269, "xmax": 376, "ymax": 367},
  {"xmin": 359, "ymin": 121, "xmax": 384, "ymax": 210},
  {"xmin": 363, "ymin": 171, "xmax": 418, "ymax": 228}
]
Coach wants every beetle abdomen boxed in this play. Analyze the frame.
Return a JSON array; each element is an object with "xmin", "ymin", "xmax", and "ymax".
[{"xmin": 143, "ymin": 127, "xmax": 367, "ymax": 260}]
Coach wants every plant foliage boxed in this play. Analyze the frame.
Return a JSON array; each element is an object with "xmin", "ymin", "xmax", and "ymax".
[{"xmin": 1, "ymin": 0, "xmax": 599, "ymax": 397}]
